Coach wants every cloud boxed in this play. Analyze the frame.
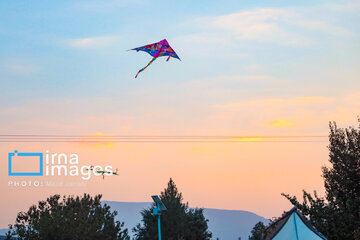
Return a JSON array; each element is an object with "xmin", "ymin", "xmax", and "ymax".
[
  {"xmin": 294, "ymin": 20, "xmax": 354, "ymax": 37},
  {"xmin": 215, "ymin": 96, "xmax": 333, "ymax": 109},
  {"xmin": 191, "ymin": 4, "xmax": 356, "ymax": 46},
  {"xmin": 268, "ymin": 120, "xmax": 295, "ymax": 128},
  {"xmin": 196, "ymin": 8, "xmax": 309, "ymax": 46},
  {"xmin": 65, "ymin": 36, "xmax": 121, "ymax": 49},
  {"xmin": 210, "ymin": 9, "xmax": 288, "ymax": 40}
]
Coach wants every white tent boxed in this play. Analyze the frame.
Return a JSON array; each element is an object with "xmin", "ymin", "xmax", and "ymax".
[{"xmin": 265, "ymin": 207, "xmax": 327, "ymax": 240}]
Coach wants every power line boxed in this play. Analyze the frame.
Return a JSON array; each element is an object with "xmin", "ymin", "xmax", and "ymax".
[
  {"xmin": 0, "ymin": 134, "xmax": 328, "ymax": 143},
  {"xmin": 0, "ymin": 134, "xmax": 327, "ymax": 138},
  {"xmin": 0, "ymin": 140, "xmax": 327, "ymax": 143}
]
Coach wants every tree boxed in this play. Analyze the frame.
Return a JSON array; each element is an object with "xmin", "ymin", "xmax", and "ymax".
[
  {"xmin": 133, "ymin": 178, "xmax": 212, "ymax": 240},
  {"xmin": 248, "ymin": 221, "xmax": 266, "ymax": 240},
  {"xmin": 282, "ymin": 120, "xmax": 360, "ymax": 240},
  {"xmin": 8, "ymin": 193, "xmax": 130, "ymax": 240},
  {"xmin": 5, "ymin": 230, "xmax": 14, "ymax": 240}
]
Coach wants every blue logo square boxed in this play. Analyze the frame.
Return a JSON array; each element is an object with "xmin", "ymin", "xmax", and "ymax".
[{"xmin": 8, "ymin": 150, "xmax": 43, "ymax": 176}]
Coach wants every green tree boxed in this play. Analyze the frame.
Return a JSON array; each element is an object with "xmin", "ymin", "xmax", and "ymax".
[
  {"xmin": 133, "ymin": 178, "xmax": 212, "ymax": 240},
  {"xmin": 248, "ymin": 221, "xmax": 266, "ymax": 240},
  {"xmin": 282, "ymin": 120, "xmax": 360, "ymax": 240},
  {"xmin": 8, "ymin": 193, "xmax": 130, "ymax": 240}
]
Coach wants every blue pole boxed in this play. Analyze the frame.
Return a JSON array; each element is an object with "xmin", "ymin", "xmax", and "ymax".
[
  {"xmin": 157, "ymin": 203, "xmax": 162, "ymax": 240},
  {"xmin": 158, "ymin": 213, "xmax": 161, "ymax": 240}
]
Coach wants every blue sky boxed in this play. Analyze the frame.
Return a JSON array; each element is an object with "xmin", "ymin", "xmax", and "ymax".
[{"xmin": 1, "ymin": 0, "xmax": 359, "ymax": 105}]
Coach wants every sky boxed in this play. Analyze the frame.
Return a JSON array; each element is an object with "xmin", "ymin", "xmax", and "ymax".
[{"xmin": 0, "ymin": 0, "xmax": 360, "ymax": 229}]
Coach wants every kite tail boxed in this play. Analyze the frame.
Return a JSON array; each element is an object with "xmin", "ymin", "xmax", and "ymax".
[{"xmin": 135, "ymin": 57, "xmax": 157, "ymax": 78}]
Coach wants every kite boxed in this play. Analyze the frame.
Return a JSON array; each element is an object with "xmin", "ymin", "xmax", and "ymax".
[
  {"xmin": 87, "ymin": 166, "xmax": 119, "ymax": 179},
  {"xmin": 131, "ymin": 39, "xmax": 180, "ymax": 78}
]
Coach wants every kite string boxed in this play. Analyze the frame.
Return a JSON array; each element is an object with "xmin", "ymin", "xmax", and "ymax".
[{"xmin": 135, "ymin": 57, "xmax": 157, "ymax": 78}]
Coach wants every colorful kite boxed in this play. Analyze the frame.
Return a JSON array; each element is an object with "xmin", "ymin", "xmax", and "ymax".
[{"xmin": 131, "ymin": 39, "xmax": 180, "ymax": 78}]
